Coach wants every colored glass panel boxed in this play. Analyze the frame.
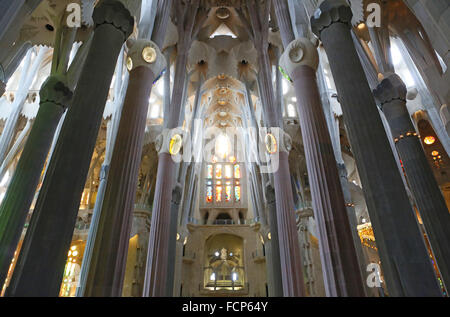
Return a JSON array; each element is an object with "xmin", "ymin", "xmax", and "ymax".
[
  {"xmin": 215, "ymin": 164, "xmax": 222, "ymax": 179},
  {"xmin": 206, "ymin": 186, "xmax": 213, "ymax": 203},
  {"xmin": 234, "ymin": 185, "xmax": 241, "ymax": 202},
  {"xmin": 224, "ymin": 165, "xmax": 232, "ymax": 179},
  {"xmin": 207, "ymin": 165, "xmax": 213, "ymax": 178},
  {"xmin": 216, "ymin": 186, "xmax": 222, "ymax": 202},
  {"xmin": 234, "ymin": 164, "xmax": 240, "ymax": 179},
  {"xmin": 225, "ymin": 185, "xmax": 232, "ymax": 202}
]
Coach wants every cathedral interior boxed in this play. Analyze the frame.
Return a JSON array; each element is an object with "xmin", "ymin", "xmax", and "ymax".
[{"xmin": 0, "ymin": 0, "xmax": 449, "ymax": 298}]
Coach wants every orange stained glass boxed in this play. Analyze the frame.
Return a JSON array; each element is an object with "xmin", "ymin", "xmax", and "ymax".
[
  {"xmin": 224, "ymin": 165, "xmax": 232, "ymax": 178},
  {"xmin": 234, "ymin": 164, "xmax": 240, "ymax": 178},
  {"xmin": 215, "ymin": 164, "xmax": 222, "ymax": 179},
  {"xmin": 206, "ymin": 186, "xmax": 213, "ymax": 203},
  {"xmin": 207, "ymin": 165, "xmax": 213, "ymax": 178},
  {"xmin": 229, "ymin": 156, "xmax": 236, "ymax": 163},
  {"xmin": 225, "ymin": 185, "xmax": 232, "ymax": 202},
  {"xmin": 234, "ymin": 185, "xmax": 241, "ymax": 202},
  {"xmin": 216, "ymin": 186, "xmax": 222, "ymax": 202}
]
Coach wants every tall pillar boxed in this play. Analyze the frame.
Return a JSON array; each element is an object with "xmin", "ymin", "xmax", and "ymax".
[
  {"xmin": 310, "ymin": 0, "xmax": 441, "ymax": 296},
  {"xmin": 264, "ymin": 184, "xmax": 283, "ymax": 297},
  {"xmin": 83, "ymin": 40, "xmax": 165, "ymax": 297},
  {"xmin": 0, "ymin": 76, "xmax": 71, "ymax": 286},
  {"xmin": 374, "ymin": 73, "xmax": 450, "ymax": 291},
  {"xmin": 165, "ymin": 184, "xmax": 182, "ymax": 296},
  {"xmin": 5, "ymin": 0, "xmax": 133, "ymax": 296},
  {"xmin": 280, "ymin": 38, "xmax": 365, "ymax": 296},
  {"xmin": 143, "ymin": 0, "xmax": 208, "ymax": 297},
  {"xmin": 238, "ymin": 0, "xmax": 305, "ymax": 296}
]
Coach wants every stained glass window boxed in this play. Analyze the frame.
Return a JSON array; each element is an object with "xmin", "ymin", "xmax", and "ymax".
[
  {"xmin": 224, "ymin": 165, "xmax": 232, "ymax": 179},
  {"xmin": 225, "ymin": 185, "xmax": 232, "ymax": 202},
  {"xmin": 216, "ymin": 186, "xmax": 222, "ymax": 202},
  {"xmin": 215, "ymin": 164, "xmax": 222, "ymax": 179},
  {"xmin": 234, "ymin": 164, "xmax": 240, "ymax": 179},
  {"xmin": 234, "ymin": 185, "xmax": 241, "ymax": 202},
  {"xmin": 207, "ymin": 165, "xmax": 213, "ymax": 179},
  {"xmin": 206, "ymin": 186, "xmax": 213, "ymax": 203},
  {"xmin": 205, "ymin": 162, "xmax": 243, "ymax": 205}
]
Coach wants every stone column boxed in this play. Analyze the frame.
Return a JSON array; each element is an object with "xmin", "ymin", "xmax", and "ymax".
[
  {"xmin": 374, "ymin": 73, "xmax": 450, "ymax": 291},
  {"xmin": 280, "ymin": 38, "xmax": 364, "ymax": 296},
  {"xmin": 143, "ymin": 0, "xmax": 208, "ymax": 297},
  {"xmin": 311, "ymin": 0, "xmax": 441, "ymax": 296},
  {"xmin": 83, "ymin": 40, "xmax": 165, "ymax": 297},
  {"xmin": 5, "ymin": 0, "xmax": 133, "ymax": 297},
  {"xmin": 239, "ymin": 0, "xmax": 305, "ymax": 295},
  {"xmin": 0, "ymin": 76, "xmax": 71, "ymax": 286},
  {"xmin": 264, "ymin": 184, "xmax": 283, "ymax": 297},
  {"xmin": 165, "ymin": 184, "xmax": 182, "ymax": 296}
]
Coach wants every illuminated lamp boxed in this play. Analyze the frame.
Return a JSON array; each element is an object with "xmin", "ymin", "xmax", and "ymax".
[
  {"xmin": 265, "ymin": 133, "xmax": 278, "ymax": 154},
  {"xmin": 431, "ymin": 151, "xmax": 439, "ymax": 157},
  {"xmin": 423, "ymin": 136, "xmax": 435, "ymax": 145},
  {"xmin": 142, "ymin": 46, "xmax": 157, "ymax": 64},
  {"xmin": 126, "ymin": 57, "xmax": 133, "ymax": 71},
  {"xmin": 169, "ymin": 134, "xmax": 182, "ymax": 155}
]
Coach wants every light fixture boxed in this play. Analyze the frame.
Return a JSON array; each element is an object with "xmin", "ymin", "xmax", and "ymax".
[
  {"xmin": 267, "ymin": 232, "xmax": 271, "ymax": 240},
  {"xmin": 214, "ymin": 251, "xmax": 220, "ymax": 257},
  {"xmin": 432, "ymin": 150, "xmax": 439, "ymax": 157},
  {"xmin": 126, "ymin": 57, "xmax": 133, "ymax": 71},
  {"xmin": 357, "ymin": 23, "xmax": 366, "ymax": 30},
  {"xmin": 265, "ymin": 133, "xmax": 278, "ymax": 154},
  {"xmin": 210, "ymin": 273, "xmax": 216, "ymax": 281},
  {"xmin": 424, "ymin": 136, "xmax": 436, "ymax": 145},
  {"xmin": 169, "ymin": 134, "xmax": 182, "ymax": 155},
  {"xmin": 142, "ymin": 46, "xmax": 157, "ymax": 64},
  {"xmin": 176, "ymin": 233, "xmax": 180, "ymax": 241}
]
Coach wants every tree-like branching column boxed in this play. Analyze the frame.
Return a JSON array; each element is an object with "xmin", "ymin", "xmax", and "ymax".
[
  {"xmin": 143, "ymin": 0, "xmax": 209, "ymax": 297},
  {"xmin": 5, "ymin": 0, "xmax": 134, "ymax": 297},
  {"xmin": 236, "ymin": 0, "xmax": 305, "ymax": 296}
]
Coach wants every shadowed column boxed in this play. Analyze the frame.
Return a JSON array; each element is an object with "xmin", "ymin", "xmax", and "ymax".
[
  {"xmin": 374, "ymin": 73, "xmax": 450, "ymax": 292},
  {"xmin": 83, "ymin": 40, "xmax": 166, "ymax": 297},
  {"xmin": 280, "ymin": 38, "xmax": 365, "ymax": 296},
  {"xmin": 311, "ymin": 0, "xmax": 441, "ymax": 296},
  {"xmin": 4, "ymin": 0, "xmax": 133, "ymax": 296},
  {"xmin": 0, "ymin": 76, "xmax": 72, "ymax": 286}
]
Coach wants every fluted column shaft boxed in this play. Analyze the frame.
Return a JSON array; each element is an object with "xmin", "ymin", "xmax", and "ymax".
[
  {"xmin": 374, "ymin": 74, "xmax": 450, "ymax": 292},
  {"xmin": 264, "ymin": 185, "xmax": 283, "ymax": 297},
  {"xmin": 83, "ymin": 65, "xmax": 157, "ymax": 297},
  {"xmin": 5, "ymin": 0, "xmax": 133, "ymax": 296},
  {"xmin": 165, "ymin": 184, "xmax": 182, "ymax": 296},
  {"xmin": 311, "ymin": 0, "xmax": 441, "ymax": 296},
  {"xmin": 290, "ymin": 62, "xmax": 364, "ymax": 296},
  {"xmin": 0, "ymin": 76, "xmax": 71, "ymax": 286},
  {"xmin": 143, "ymin": 152, "xmax": 175, "ymax": 296},
  {"xmin": 273, "ymin": 0, "xmax": 295, "ymax": 48}
]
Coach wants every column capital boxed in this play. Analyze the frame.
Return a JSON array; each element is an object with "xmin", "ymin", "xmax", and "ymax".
[
  {"xmin": 279, "ymin": 38, "xmax": 319, "ymax": 77},
  {"xmin": 310, "ymin": 0, "xmax": 353, "ymax": 39},
  {"xmin": 39, "ymin": 75, "xmax": 73, "ymax": 109},
  {"xmin": 155, "ymin": 128, "xmax": 184, "ymax": 156},
  {"xmin": 126, "ymin": 39, "xmax": 166, "ymax": 76},
  {"xmin": 373, "ymin": 73, "xmax": 407, "ymax": 107},
  {"xmin": 93, "ymin": 0, "xmax": 134, "ymax": 40}
]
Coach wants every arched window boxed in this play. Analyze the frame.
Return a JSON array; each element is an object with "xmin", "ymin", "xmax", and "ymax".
[{"xmin": 205, "ymin": 156, "xmax": 241, "ymax": 204}]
